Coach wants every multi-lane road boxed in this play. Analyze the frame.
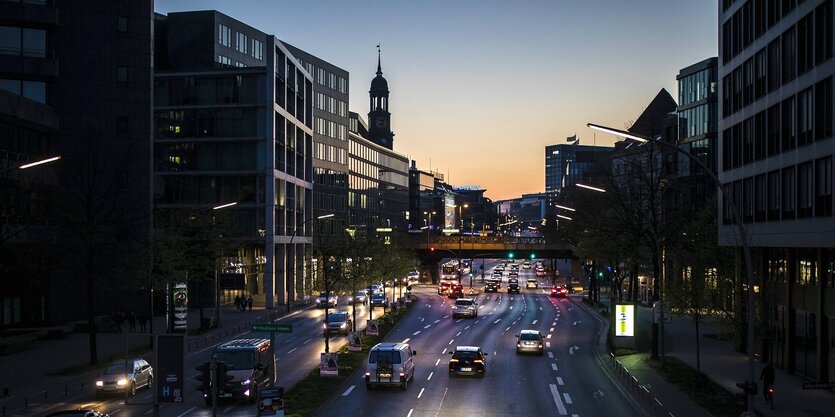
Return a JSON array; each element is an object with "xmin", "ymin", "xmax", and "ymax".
[
  {"xmin": 25, "ymin": 260, "xmax": 641, "ymax": 417},
  {"xmin": 315, "ymin": 262, "xmax": 642, "ymax": 417}
]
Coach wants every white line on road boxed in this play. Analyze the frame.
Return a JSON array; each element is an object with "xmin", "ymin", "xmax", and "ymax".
[
  {"xmin": 547, "ymin": 334, "xmax": 552, "ymax": 339},
  {"xmin": 434, "ymin": 387, "xmax": 449, "ymax": 417},
  {"xmin": 287, "ymin": 347, "xmax": 298, "ymax": 354},
  {"xmin": 456, "ymin": 319, "xmax": 463, "ymax": 323},
  {"xmin": 428, "ymin": 371, "xmax": 434, "ymax": 380},
  {"xmin": 449, "ymin": 339, "xmax": 454, "ymax": 345},
  {"xmin": 510, "ymin": 306, "xmax": 514, "ymax": 309},
  {"xmin": 303, "ymin": 338, "xmax": 312, "ymax": 344},
  {"xmin": 532, "ymin": 319, "xmax": 538, "ymax": 324},
  {"xmin": 557, "ymin": 376, "xmax": 564, "ymax": 385},
  {"xmin": 548, "ymin": 352, "xmax": 554, "ymax": 358},
  {"xmin": 434, "ymin": 319, "xmax": 441, "ymax": 323},
  {"xmin": 546, "ymin": 342, "xmax": 551, "ymax": 348},
  {"xmin": 550, "ymin": 327, "xmax": 555, "ymax": 332},
  {"xmin": 424, "ymin": 324, "xmax": 431, "ymax": 329},
  {"xmin": 540, "ymin": 307, "xmax": 543, "ymax": 310},
  {"xmin": 563, "ymin": 392, "xmax": 573, "ymax": 404},
  {"xmin": 342, "ymin": 385, "xmax": 356, "ymax": 396},
  {"xmin": 418, "ymin": 387, "xmax": 425, "ymax": 398},
  {"xmin": 465, "ymin": 325, "xmax": 471, "ymax": 330},
  {"xmin": 442, "ymin": 348, "xmax": 447, "ymax": 354},
  {"xmin": 494, "ymin": 319, "xmax": 501, "ymax": 324},
  {"xmin": 412, "ymin": 331, "xmax": 421, "ymax": 336},
  {"xmin": 505, "ymin": 326, "xmax": 511, "ymax": 331},
  {"xmin": 551, "ymin": 363, "xmax": 558, "ymax": 371},
  {"xmin": 175, "ymin": 407, "xmax": 196, "ymax": 417},
  {"xmin": 443, "ymin": 315, "xmax": 450, "ymax": 318},
  {"xmin": 456, "ymin": 331, "xmax": 462, "ymax": 336},
  {"xmin": 435, "ymin": 358, "xmax": 441, "ymax": 366},
  {"xmin": 407, "ymin": 409, "xmax": 414, "ymax": 417},
  {"xmin": 402, "ymin": 338, "xmax": 411, "ymax": 343},
  {"xmin": 549, "ymin": 384, "xmax": 568, "ymax": 415}
]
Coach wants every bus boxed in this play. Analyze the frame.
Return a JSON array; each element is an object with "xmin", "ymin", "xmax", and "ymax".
[{"xmin": 440, "ymin": 261, "xmax": 459, "ymax": 281}]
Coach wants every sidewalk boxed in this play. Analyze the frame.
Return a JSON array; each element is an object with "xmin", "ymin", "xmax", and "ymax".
[
  {"xmin": 585, "ymin": 291, "xmax": 834, "ymax": 417},
  {"xmin": 0, "ymin": 293, "xmax": 309, "ymax": 416}
]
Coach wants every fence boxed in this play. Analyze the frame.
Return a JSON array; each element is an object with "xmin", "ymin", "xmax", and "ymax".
[{"xmin": 608, "ymin": 352, "xmax": 677, "ymax": 417}]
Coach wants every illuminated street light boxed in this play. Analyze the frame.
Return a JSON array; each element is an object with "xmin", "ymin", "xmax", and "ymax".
[
  {"xmin": 212, "ymin": 202, "xmax": 238, "ymax": 210},
  {"xmin": 576, "ymin": 183, "xmax": 607, "ymax": 193},
  {"xmin": 554, "ymin": 204, "xmax": 576, "ymax": 212},
  {"xmin": 1, "ymin": 155, "xmax": 62, "ymax": 174},
  {"xmin": 556, "ymin": 214, "xmax": 573, "ymax": 221}
]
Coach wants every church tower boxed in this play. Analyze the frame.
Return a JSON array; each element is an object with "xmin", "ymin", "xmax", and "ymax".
[{"xmin": 368, "ymin": 48, "xmax": 394, "ymax": 149}]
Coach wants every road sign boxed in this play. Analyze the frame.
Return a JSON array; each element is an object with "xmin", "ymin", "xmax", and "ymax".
[{"xmin": 251, "ymin": 323, "xmax": 293, "ymax": 333}]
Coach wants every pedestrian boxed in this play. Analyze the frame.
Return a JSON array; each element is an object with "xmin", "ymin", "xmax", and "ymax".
[
  {"xmin": 113, "ymin": 311, "xmax": 123, "ymax": 333},
  {"xmin": 138, "ymin": 313, "xmax": 148, "ymax": 333},
  {"xmin": 127, "ymin": 312, "xmax": 136, "ymax": 332},
  {"xmin": 234, "ymin": 295, "xmax": 242, "ymax": 311},
  {"xmin": 760, "ymin": 363, "xmax": 776, "ymax": 401},
  {"xmin": 247, "ymin": 294, "xmax": 253, "ymax": 311}
]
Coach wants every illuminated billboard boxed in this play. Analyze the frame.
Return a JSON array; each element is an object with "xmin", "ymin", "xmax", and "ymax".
[{"xmin": 614, "ymin": 304, "xmax": 635, "ymax": 337}]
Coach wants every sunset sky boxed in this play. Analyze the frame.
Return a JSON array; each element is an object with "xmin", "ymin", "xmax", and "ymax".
[{"xmin": 155, "ymin": 1, "xmax": 718, "ymax": 201}]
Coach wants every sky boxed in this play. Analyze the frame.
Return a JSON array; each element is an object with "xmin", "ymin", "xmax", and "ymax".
[{"xmin": 155, "ymin": 0, "xmax": 718, "ymax": 201}]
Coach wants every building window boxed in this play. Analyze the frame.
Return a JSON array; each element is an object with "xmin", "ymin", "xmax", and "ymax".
[
  {"xmin": 782, "ymin": 166, "xmax": 796, "ymax": 219},
  {"xmin": 781, "ymin": 96, "xmax": 796, "ymax": 151},
  {"xmin": 252, "ymin": 39, "xmax": 263, "ymax": 60},
  {"xmin": 797, "ymin": 87, "xmax": 813, "ymax": 146},
  {"xmin": 117, "ymin": 16, "xmax": 128, "ymax": 33},
  {"xmin": 798, "ymin": 12, "xmax": 814, "ymax": 75},
  {"xmin": 797, "ymin": 161, "xmax": 813, "ymax": 218},
  {"xmin": 816, "ymin": 0, "xmax": 834, "ymax": 65},
  {"xmin": 768, "ymin": 169, "xmax": 781, "ymax": 221},
  {"xmin": 116, "ymin": 116, "xmax": 128, "ymax": 134},
  {"xmin": 798, "ymin": 253, "xmax": 816, "ymax": 286},
  {"xmin": 218, "ymin": 24, "xmax": 231, "ymax": 47},
  {"xmin": 0, "ymin": 26, "xmax": 46, "ymax": 58},
  {"xmin": 782, "ymin": 26, "xmax": 796, "ymax": 84},
  {"xmin": 117, "ymin": 66, "xmax": 128, "ymax": 83},
  {"xmin": 236, "ymin": 32, "xmax": 247, "ymax": 54},
  {"xmin": 743, "ymin": 177, "xmax": 754, "ymax": 222},
  {"xmin": 755, "ymin": 174, "xmax": 767, "ymax": 222},
  {"xmin": 767, "ymin": 38, "xmax": 781, "ymax": 92},
  {"xmin": 816, "ymin": 156, "xmax": 833, "ymax": 216},
  {"xmin": 815, "ymin": 76, "xmax": 833, "ymax": 140}
]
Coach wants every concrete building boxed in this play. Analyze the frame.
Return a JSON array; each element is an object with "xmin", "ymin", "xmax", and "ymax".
[
  {"xmin": 718, "ymin": 0, "xmax": 835, "ymax": 381},
  {"xmin": 1, "ymin": 0, "xmax": 153, "ymax": 327},
  {"xmin": 154, "ymin": 10, "xmax": 313, "ymax": 308}
]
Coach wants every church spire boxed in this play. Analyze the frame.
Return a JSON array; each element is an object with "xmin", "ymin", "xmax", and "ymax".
[{"xmin": 376, "ymin": 43, "xmax": 382, "ymax": 76}]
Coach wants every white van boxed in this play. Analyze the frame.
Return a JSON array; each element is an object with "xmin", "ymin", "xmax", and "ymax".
[{"xmin": 364, "ymin": 342, "xmax": 416, "ymax": 390}]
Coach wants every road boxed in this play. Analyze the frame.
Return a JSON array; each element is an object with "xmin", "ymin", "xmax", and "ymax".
[{"xmin": 315, "ymin": 261, "xmax": 642, "ymax": 417}]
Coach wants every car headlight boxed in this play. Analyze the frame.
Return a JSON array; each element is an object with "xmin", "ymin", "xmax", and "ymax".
[
  {"xmin": 340, "ymin": 323, "xmax": 347, "ymax": 328},
  {"xmin": 316, "ymin": 299, "xmax": 321, "ymax": 303},
  {"xmin": 96, "ymin": 380, "xmax": 103, "ymax": 387},
  {"xmin": 241, "ymin": 379, "xmax": 251, "ymax": 386},
  {"xmin": 347, "ymin": 297, "xmax": 353, "ymax": 302},
  {"xmin": 322, "ymin": 323, "xmax": 327, "ymax": 329},
  {"xmin": 117, "ymin": 378, "xmax": 127, "ymax": 386}
]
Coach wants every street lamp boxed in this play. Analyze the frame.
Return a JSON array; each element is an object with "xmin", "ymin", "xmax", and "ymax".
[
  {"xmin": 423, "ymin": 211, "xmax": 436, "ymax": 247},
  {"xmin": 589, "ymin": 121, "xmax": 757, "ymax": 412},
  {"xmin": 457, "ymin": 204, "xmax": 469, "ymax": 280},
  {"xmin": 0, "ymin": 155, "xmax": 61, "ymax": 174},
  {"xmin": 206, "ymin": 202, "xmax": 237, "ymax": 330},
  {"xmin": 287, "ymin": 213, "xmax": 334, "ymax": 311}
]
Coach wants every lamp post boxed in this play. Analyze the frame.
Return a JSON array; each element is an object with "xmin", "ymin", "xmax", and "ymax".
[
  {"xmin": 423, "ymin": 211, "xmax": 436, "ymax": 247},
  {"xmin": 209, "ymin": 202, "xmax": 238, "ymax": 329},
  {"xmin": 288, "ymin": 213, "xmax": 334, "ymax": 312},
  {"xmin": 589, "ymin": 122, "xmax": 757, "ymax": 412},
  {"xmin": 457, "ymin": 204, "xmax": 469, "ymax": 281}
]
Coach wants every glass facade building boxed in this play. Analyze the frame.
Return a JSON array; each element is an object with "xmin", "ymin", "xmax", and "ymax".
[{"xmin": 155, "ymin": 11, "xmax": 313, "ymax": 308}]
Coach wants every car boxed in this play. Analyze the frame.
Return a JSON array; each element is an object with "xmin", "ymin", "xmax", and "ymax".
[
  {"xmin": 509, "ymin": 264, "xmax": 519, "ymax": 270},
  {"xmin": 365, "ymin": 342, "xmax": 416, "ymax": 390},
  {"xmin": 484, "ymin": 281, "xmax": 499, "ymax": 293},
  {"xmin": 507, "ymin": 278, "xmax": 520, "ymax": 294},
  {"xmin": 438, "ymin": 281, "xmax": 451, "ymax": 295},
  {"xmin": 407, "ymin": 270, "xmax": 420, "ymax": 283},
  {"xmin": 448, "ymin": 283, "xmax": 464, "ymax": 299},
  {"xmin": 370, "ymin": 293, "xmax": 388, "ymax": 307},
  {"xmin": 323, "ymin": 312, "xmax": 352, "ymax": 336},
  {"xmin": 508, "ymin": 271, "xmax": 519, "ymax": 280},
  {"xmin": 47, "ymin": 411, "xmax": 109, "ymax": 417},
  {"xmin": 95, "ymin": 359, "xmax": 153, "ymax": 397},
  {"xmin": 535, "ymin": 267, "xmax": 546, "ymax": 277},
  {"xmin": 206, "ymin": 338, "xmax": 272, "ymax": 405},
  {"xmin": 368, "ymin": 283, "xmax": 383, "ymax": 294},
  {"xmin": 448, "ymin": 346, "xmax": 487, "ymax": 377},
  {"xmin": 315, "ymin": 291, "xmax": 338, "ymax": 308},
  {"xmin": 493, "ymin": 265, "xmax": 504, "ymax": 273},
  {"xmin": 348, "ymin": 291, "xmax": 367, "ymax": 304},
  {"xmin": 515, "ymin": 330, "xmax": 544, "ymax": 355},
  {"xmin": 491, "ymin": 272, "xmax": 503, "ymax": 280},
  {"xmin": 522, "ymin": 261, "xmax": 532, "ymax": 269},
  {"xmin": 451, "ymin": 298, "xmax": 478, "ymax": 318},
  {"xmin": 551, "ymin": 285, "xmax": 568, "ymax": 298},
  {"xmin": 526, "ymin": 278, "xmax": 538, "ymax": 289}
]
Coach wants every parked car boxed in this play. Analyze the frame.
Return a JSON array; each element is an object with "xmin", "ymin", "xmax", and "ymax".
[
  {"xmin": 323, "ymin": 312, "xmax": 352, "ymax": 336},
  {"xmin": 315, "ymin": 291, "xmax": 338, "ymax": 308},
  {"xmin": 448, "ymin": 346, "xmax": 487, "ymax": 377},
  {"xmin": 95, "ymin": 359, "xmax": 153, "ymax": 397}
]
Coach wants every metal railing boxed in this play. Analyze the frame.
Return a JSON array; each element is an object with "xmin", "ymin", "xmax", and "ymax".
[{"xmin": 608, "ymin": 352, "xmax": 676, "ymax": 417}]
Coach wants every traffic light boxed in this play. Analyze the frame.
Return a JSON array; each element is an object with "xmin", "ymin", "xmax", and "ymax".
[
  {"xmin": 216, "ymin": 361, "xmax": 235, "ymax": 394},
  {"xmin": 508, "ymin": 252, "xmax": 514, "ymax": 259},
  {"xmin": 530, "ymin": 253, "xmax": 535, "ymax": 259},
  {"xmin": 195, "ymin": 361, "xmax": 211, "ymax": 393},
  {"xmin": 430, "ymin": 247, "xmax": 435, "ymax": 251}
]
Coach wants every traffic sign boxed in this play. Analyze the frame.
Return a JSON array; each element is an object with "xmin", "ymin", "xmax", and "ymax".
[{"xmin": 251, "ymin": 323, "xmax": 293, "ymax": 333}]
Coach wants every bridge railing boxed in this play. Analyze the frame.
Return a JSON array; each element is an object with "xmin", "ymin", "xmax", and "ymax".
[{"xmin": 429, "ymin": 236, "xmax": 549, "ymax": 245}]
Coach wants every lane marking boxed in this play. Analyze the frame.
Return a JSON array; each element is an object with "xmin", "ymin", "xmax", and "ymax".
[
  {"xmin": 412, "ymin": 331, "xmax": 421, "ymax": 336},
  {"xmin": 532, "ymin": 319, "xmax": 538, "ymax": 324},
  {"xmin": 428, "ymin": 371, "xmax": 434, "ymax": 380},
  {"xmin": 434, "ymin": 319, "xmax": 441, "ymax": 323},
  {"xmin": 563, "ymin": 392, "xmax": 573, "ymax": 404},
  {"xmin": 287, "ymin": 347, "xmax": 298, "ymax": 354},
  {"xmin": 465, "ymin": 326, "xmax": 471, "ymax": 330},
  {"xmin": 540, "ymin": 307, "xmax": 543, "ymax": 310},
  {"xmin": 551, "ymin": 363, "xmax": 558, "ymax": 371},
  {"xmin": 547, "ymin": 334, "xmax": 552, "ymax": 339},
  {"xmin": 546, "ymin": 342, "xmax": 551, "ymax": 348},
  {"xmin": 505, "ymin": 326, "xmax": 511, "ymax": 331},
  {"xmin": 442, "ymin": 348, "xmax": 447, "ymax": 354},
  {"xmin": 443, "ymin": 315, "xmax": 450, "ymax": 318},
  {"xmin": 407, "ymin": 409, "xmax": 414, "ymax": 417},
  {"xmin": 435, "ymin": 358, "xmax": 441, "ymax": 366},
  {"xmin": 548, "ymin": 352, "xmax": 554, "ymax": 358},
  {"xmin": 550, "ymin": 327, "xmax": 555, "ymax": 332},
  {"xmin": 494, "ymin": 319, "xmax": 501, "ymax": 324},
  {"xmin": 456, "ymin": 331, "xmax": 462, "ymax": 336},
  {"xmin": 424, "ymin": 324, "xmax": 431, "ymax": 329},
  {"xmin": 341, "ymin": 385, "xmax": 355, "ymax": 396},
  {"xmin": 175, "ymin": 407, "xmax": 196, "ymax": 417},
  {"xmin": 456, "ymin": 319, "xmax": 463, "ymax": 323},
  {"xmin": 303, "ymin": 338, "xmax": 312, "ymax": 344},
  {"xmin": 418, "ymin": 387, "xmax": 425, "ymax": 398},
  {"xmin": 449, "ymin": 339, "xmax": 454, "ymax": 345},
  {"xmin": 557, "ymin": 376, "xmax": 565, "ymax": 385},
  {"xmin": 549, "ymin": 384, "xmax": 568, "ymax": 415},
  {"xmin": 510, "ymin": 306, "xmax": 514, "ymax": 310}
]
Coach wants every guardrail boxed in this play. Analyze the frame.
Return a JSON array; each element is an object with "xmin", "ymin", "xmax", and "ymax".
[{"xmin": 608, "ymin": 352, "xmax": 677, "ymax": 417}]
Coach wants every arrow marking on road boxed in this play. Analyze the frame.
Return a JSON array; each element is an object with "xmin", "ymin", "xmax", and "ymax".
[
  {"xmin": 341, "ymin": 385, "xmax": 355, "ymax": 396},
  {"xmin": 549, "ymin": 384, "xmax": 568, "ymax": 415}
]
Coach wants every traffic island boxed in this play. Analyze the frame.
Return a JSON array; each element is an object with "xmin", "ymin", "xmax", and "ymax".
[{"xmin": 282, "ymin": 297, "xmax": 416, "ymax": 417}]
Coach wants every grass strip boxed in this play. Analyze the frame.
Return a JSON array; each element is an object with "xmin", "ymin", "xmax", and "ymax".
[
  {"xmin": 283, "ymin": 300, "xmax": 415, "ymax": 417},
  {"xmin": 647, "ymin": 355, "xmax": 744, "ymax": 417}
]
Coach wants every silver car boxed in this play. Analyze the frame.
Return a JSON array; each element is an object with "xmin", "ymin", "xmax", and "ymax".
[
  {"xmin": 95, "ymin": 359, "xmax": 153, "ymax": 397},
  {"xmin": 452, "ymin": 298, "xmax": 478, "ymax": 318},
  {"xmin": 515, "ymin": 330, "xmax": 544, "ymax": 355}
]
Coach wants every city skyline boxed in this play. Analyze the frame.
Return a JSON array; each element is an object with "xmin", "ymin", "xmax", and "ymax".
[{"xmin": 155, "ymin": 0, "xmax": 718, "ymax": 201}]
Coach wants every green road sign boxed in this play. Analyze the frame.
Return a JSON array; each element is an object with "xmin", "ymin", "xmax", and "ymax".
[{"xmin": 251, "ymin": 323, "xmax": 293, "ymax": 333}]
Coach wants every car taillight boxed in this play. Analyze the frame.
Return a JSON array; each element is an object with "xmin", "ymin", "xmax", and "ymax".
[
  {"xmin": 365, "ymin": 371, "xmax": 370, "ymax": 376},
  {"xmin": 767, "ymin": 386, "xmax": 774, "ymax": 393},
  {"xmin": 399, "ymin": 372, "xmax": 405, "ymax": 377},
  {"xmin": 538, "ymin": 343, "xmax": 543, "ymax": 348}
]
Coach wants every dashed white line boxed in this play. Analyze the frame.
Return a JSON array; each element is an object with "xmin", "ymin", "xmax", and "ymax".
[
  {"xmin": 551, "ymin": 363, "xmax": 558, "ymax": 371},
  {"xmin": 341, "ymin": 385, "xmax": 355, "ymax": 396},
  {"xmin": 456, "ymin": 319, "xmax": 463, "ymax": 323},
  {"xmin": 549, "ymin": 384, "xmax": 568, "ymax": 415},
  {"xmin": 442, "ymin": 348, "xmax": 447, "ymax": 354},
  {"xmin": 303, "ymin": 338, "xmax": 312, "ymax": 344},
  {"xmin": 175, "ymin": 407, "xmax": 196, "ymax": 417},
  {"xmin": 548, "ymin": 352, "xmax": 554, "ymax": 358},
  {"xmin": 505, "ymin": 326, "xmax": 511, "ymax": 331},
  {"xmin": 563, "ymin": 392, "xmax": 573, "ymax": 404},
  {"xmin": 407, "ymin": 408, "xmax": 414, "ymax": 417},
  {"xmin": 435, "ymin": 358, "xmax": 441, "ymax": 366},
  {"xmin": 550, "ymin": 327, "xmax": 555, "ymax": 332},
  {"xmin": 449, "ymin": 339, "xmax": 454, "ymax": 345},
  {"xmin": 402, "ymin": 338, "xmax": 411, "ymax": 343},
  {"xmin": 456, "ymin": 331, "xmax": 462, "ymax": 336},
  {"xmin": 557, "ymin": 376, "xmax": 565, "ymax": 385},
  {"xmin": 510, "ymin": 306, "xmax": 514, "ymax": 310},
  {"xmin": 434, "ymin": 319, "xmax": 441, "ymax": 323},
  {"xmin": 417, "ymin": 387, "xmax": 425, "ymax": 398},
  {"xmin": 547, "ymin": 334, "xmax": 552, "ymax": 339},
  {"xmin": 540, "ymin": 307, "xmax": 543, "ymax": 310},
  {"xmin": 428, "ymin": 371, "xmax": 434, "ymax": 380},
  {"xmin": 287, "ymin": 347, "xmax": 298, "ymax": 354},
  {"xmin": 443, "ymin": 315, "xmax": 450, "ymax": 318},
  {"xmin": 494, "ymin": 319, "xmax": 501, "ymax": 324},
  {"xmin": 424, "ymin": 324, "xmax": 431, "ymax": 329},
  {"xmin": 412, "ymin": 331, "xmax": 421, "ymax": 336},
  {"xmin": 532, "ymin": 319, "xmax": 538, "ymax": 324},
  {"xmin": 546, "ymin": 342, "xmax": 551, "ymax": 348},
  {"xmin": 465, "ymin": 325, "xmax": 471, "ymax": 330}
]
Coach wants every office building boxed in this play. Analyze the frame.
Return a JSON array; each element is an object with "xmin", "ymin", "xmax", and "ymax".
[
  {"xmin": 408, "ymin": 162, "xmax": 438, "ymax": 231},
  {"xmin": 719, "ymin": 0, "xmax": 834, "ymax": 381},
  {"xmin": 155, "ymin": 10, "xmax": 313, "ymax": 308},
  {"xmin": 1, "ymin": 0, "xmax": 153, "ymax": 327}
]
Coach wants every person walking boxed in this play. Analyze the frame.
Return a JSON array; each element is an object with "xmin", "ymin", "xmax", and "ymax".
[
  {"xmin": 247, "ymin": 294, "xmax": 254, "ymax": 311},
  {"xmin": 127, "ymin": 312, "xmax": 136, "ymax": 332},
  {"xmin": 234, "ymin": 295, "xmax": 242, "ymax": 312},
  {"xmin": 113, "ymin": 311, "xmax": 123, "ymax": 333}
]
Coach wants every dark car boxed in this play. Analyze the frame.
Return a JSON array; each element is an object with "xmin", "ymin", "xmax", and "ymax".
[
  {"xmin": 484, "ymin": 281, "xmax": 499, "ymax": 293},
  {"xmin": 323, "ymin": 312, "xmax": 352, "ymax": 336},
  {"xmin": 370, "ymin": 293, "xmax": 388, "ymax": 307},
  {"xmin": 448, "ymin": 284, "xmax": 464, "ymax": 299},
  {"xmin": 507, "ymin": 278, "xmax": 520, "ymax": 294},
  {"xmin": 448, "ymin": 346, "xmax": 487, "ymax": 377},
  {"xmin": 47, "ymin": 411, "xmax": 109, "ymax": 417}
]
